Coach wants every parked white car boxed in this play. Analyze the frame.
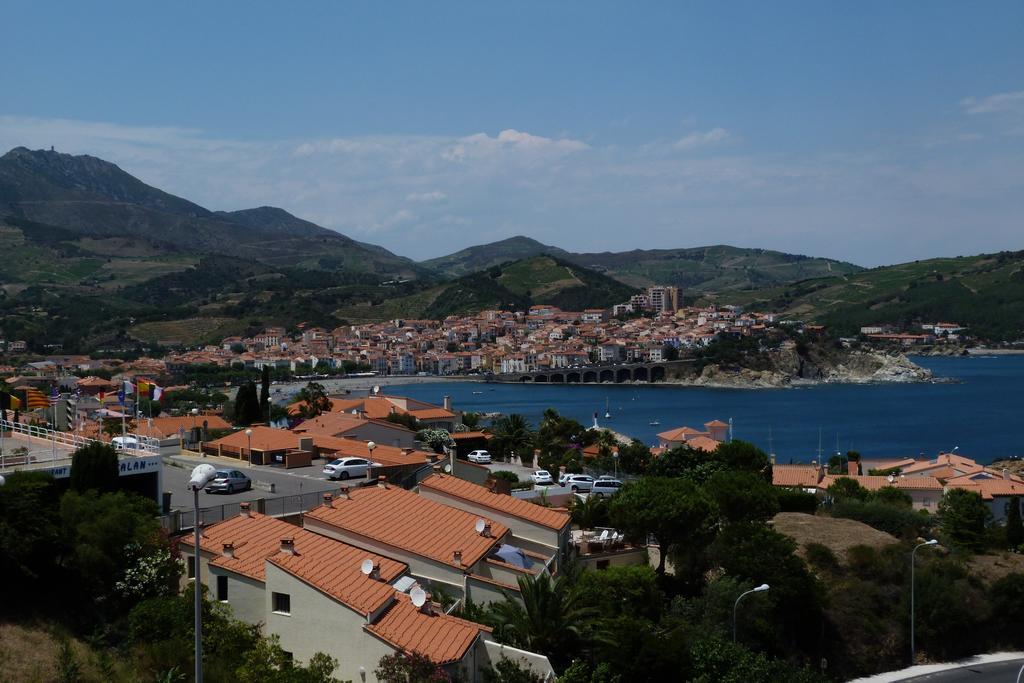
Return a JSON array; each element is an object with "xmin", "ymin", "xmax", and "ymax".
[
  {"xmin": 322, "ymin": 457, "xmax": 374, "ymax": 480},
  {"xmin": 531, "ymin": 470, "xmax": 554, "ymax": 486},
  {"xmin": 560, "ymin": 474, "xmax": 594, "ymax": 492},
  {"xmin": 590, "ymin": 478, "xmax": 623, "ymax": 498},
  {"xmin": 467, "ymin": 450, "xmax": 492, "ymax": 464}
]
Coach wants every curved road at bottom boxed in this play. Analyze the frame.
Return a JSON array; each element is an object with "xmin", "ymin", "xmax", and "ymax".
[{"xmin": 899, "ymin": 659, "xmax": 1024, "ymax": 682}]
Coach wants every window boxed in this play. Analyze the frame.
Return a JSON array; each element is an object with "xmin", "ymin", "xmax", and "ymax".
[
  {"xmin": 273, "ymin": 592, "xmax": 291, "ymax": 615},
  {"xmin": 186, "ymin": 556, "xmax": 196, "ymax": 579},
  {"xmin": 217, "ymin": 575, "xmax": 228, "ymax": 602}
]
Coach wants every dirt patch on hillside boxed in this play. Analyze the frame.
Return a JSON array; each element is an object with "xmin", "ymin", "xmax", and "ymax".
[
  {"xmin": 968, "ymin": 553, "xmax": 1024, "ymax": 584},
  {"xmin": 771, "ymin": 512, "xmax": 899, "ymax": 562}
]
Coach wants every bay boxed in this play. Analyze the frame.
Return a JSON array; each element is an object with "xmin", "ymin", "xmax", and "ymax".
[{"xmin": 388, "ymin": 356, "xmax": 1024, "ymax": 465}]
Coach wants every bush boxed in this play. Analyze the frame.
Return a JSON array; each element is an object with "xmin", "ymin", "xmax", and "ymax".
[
  {"xmin": 804, "ymin": 542, "xmax": 840, "ymax": 572},
  {"xmin": 490, "ymin": 470, "xmax": 520, "ymax": 484},
  {"xmin": 831, "ymin": 499, "xmax": 930, "ymax": 538},
  {"xmin": 777, "ymin": 488, "xmax": 818, "ymax": 513}
]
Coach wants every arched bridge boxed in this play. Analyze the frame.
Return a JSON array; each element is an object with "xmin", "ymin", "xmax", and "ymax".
[{"xmin": 490, "ymin": 359, "xmax": 695, "ymax": 384}]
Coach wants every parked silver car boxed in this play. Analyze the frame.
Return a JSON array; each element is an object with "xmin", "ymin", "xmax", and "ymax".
[
  {"xmin": 590, "ymin": 478, "xmax": 623, "ymax": 498},
  {"xmin": 205, "ymin": 469, "xmax": 252, "ymax": 494}
]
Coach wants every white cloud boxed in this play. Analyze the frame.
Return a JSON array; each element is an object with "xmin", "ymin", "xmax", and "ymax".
[
  {"xmin": 0, "ymin": 115, "xmax": 1020, "ymax": 267},
  {"xmin": 674, "ymin": 127, "xmax": 731, "ymax": 151},
  {"xmin": 960, "ymin": 90, "xmax": 1024, "ymax": 115},
  {"xmin": 405, "ymin": 191, "xmax": 447, "ymax": 203}
]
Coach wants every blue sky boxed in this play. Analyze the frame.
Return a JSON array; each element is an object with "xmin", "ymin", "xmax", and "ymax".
[{"xmin": 2, "ymin": 1, "xmax": 1022, "ymax": 265}]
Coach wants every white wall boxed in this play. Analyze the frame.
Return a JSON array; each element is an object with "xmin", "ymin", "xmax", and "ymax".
[
  {"xmin": 264, "ymin": 563, "xmax": 397, "ymax": 682},
  {"xmin": 209, "ymin": 566, "xmax": 265, "ymax": 626}
]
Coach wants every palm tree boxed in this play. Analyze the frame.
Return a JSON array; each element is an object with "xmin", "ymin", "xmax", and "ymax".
[
  {"xmin": 490, "ymin": 413, "xmax": 534, "ymax": 463},
  {"xmin": 488, "ymin": 573, "xmax": 598, "ymax": 668},
  {"xmin": 570, "ymin": 494, "xmax": 609, "ymax": 531}
]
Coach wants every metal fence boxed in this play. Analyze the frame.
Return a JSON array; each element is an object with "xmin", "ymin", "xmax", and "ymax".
[{"xmin": 165, "ymin": 489, "xmax": 332, "ymax": 533}]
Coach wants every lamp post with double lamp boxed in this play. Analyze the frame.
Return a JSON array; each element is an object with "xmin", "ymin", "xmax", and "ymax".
[
  {"xmin": 188, "ymin": 463, "xmax": 218, "ymax": 683},
  {"xmin": 733, "ymin": 583, "xmax": 769, "ymax": 643},
  {"xmin": 245, "ymin": 428, "xmax": 253, "ymax": 467},
  {"xmin": 910, "ymin": 539, "xmax": 939, "ymax": 664}
]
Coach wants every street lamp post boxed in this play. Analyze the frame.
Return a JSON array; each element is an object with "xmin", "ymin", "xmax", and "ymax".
[
  {"xmin": 910, "ymin": 539, "xmax": 939, "ymax": 664},
  {"xmin": 245, "ymin": 428, "xmax": 253, "ymax": 467},
  {"xmin": 733, "ymin": 583, "xmax": 769, "ymax": 643},
  {"xmin": 188, "ymin": 464, "xmax": 217, "ymax": 683},
  {"xmin": 367, "ymin": 441, "xmax": 376, "ymax": 479}
]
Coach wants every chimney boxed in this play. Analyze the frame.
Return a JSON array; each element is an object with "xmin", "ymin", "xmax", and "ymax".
[
  {"xmin": 336, "ymin": 488, "xmax": 349, "ymax": 500},
  {"xmin": 370, "ymin": 562, "xmax": 381, "ymax": 581},
  {"xmin": 222, "ymin": 542, "xmax": 235, "ymax": 559},
  {"xmin": 280, "ymin": 537, "xmax": 296, "ymax": 555},
  {"xmin": 770, "ymin": 454, "xmax": 776, "ymax": 465},
  {"xmin": 377, "ymin": 475, "xmax": 388, "ymax": 488},
  {"xmin": 453, "ymin": 550, "xmax": 463, "ymax": 566},
  {"xmin": 322, "ymin": 492, "xmax": 333, "ymax": 505},
  {"xmin": 239, "ymin": 502, "xmax": 252, "ymax": 518},
  {"xmin": 443, "ymin": 395, "xmax": 452, "ymax": 411},
  {"xmin": 402, "ymin": 448, "xmax": 412, "ymax": 455},
  {"xmin": 1004, "ymin": 469, "xmax": 1010, "ymax": 480},
  {"xmin": 482, "ymin": 523, "xmax": 492, "ymax": 538}
]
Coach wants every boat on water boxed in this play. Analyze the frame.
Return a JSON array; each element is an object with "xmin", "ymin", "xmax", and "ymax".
[
  {"xmin": 472, "ymin": 390, "xmax": 483, "ymax": 394},
  {"xmin": 649, "ymin": 419, "xmax": 660, "ymax": 426},
  {"xmin": 604, "ymin": 397, "xmax": 611, "ymax": 420}
]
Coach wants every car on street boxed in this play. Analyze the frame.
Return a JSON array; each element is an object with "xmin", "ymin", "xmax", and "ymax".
[
  {"xmin": 322, "ymin": 457, "xmax": 374, "ymax": 480},
  {"xmin": 467, "ymin": 449, "xmax": 492, "ymax": 464},
  {"xmin": 531, "ymin": 470, "xmax": 554, "ymax": 486},
  {"xmin": 590, "ymin": 478, "xmax": 623, "ymax": 498},
  {"xmin": 205, "ymin": 469, "xmax": 252, "ymax": 494},
  {"xmin": 559, "ymin": 474, "xmax": 594, "ymax": 492}
]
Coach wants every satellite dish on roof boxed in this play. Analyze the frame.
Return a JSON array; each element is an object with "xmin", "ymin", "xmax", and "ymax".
[
  {"xmin": 443, "ymin": 463, "xmax": 452, "ymax": 473},
  {"xmin": 373, "ymin": 385, "xmax": 380, "ymax": 395},
  {"xmin": 360, "ymin": 558, "xmax": 374, "ymax": 576},
  {"xmin": 410, "ymin": 586, "xmax": 427, "ymax": 608},
  {"xmin": 475, "ymin": 518, "xmax": 486, "ymax": 534}
]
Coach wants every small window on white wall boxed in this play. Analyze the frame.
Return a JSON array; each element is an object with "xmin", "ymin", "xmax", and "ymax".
[
  {"xmin": 273, "ymin": 592, "xmax": 291, "ymax": 615},
  {"xmin": 186, "ymin": 556, "xmax": 196, "ymax": 579},
  {"xmin": 217, "ymin": 575, "xmax": 228, "ymax": 601}
]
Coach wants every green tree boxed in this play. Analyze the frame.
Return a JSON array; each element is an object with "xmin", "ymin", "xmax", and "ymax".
[
  {"xmin": 293, "ymin": 382, "xmax": 331, "ymax": 419},
  {"xmin": 385, "ymin": 411, "xmax": 421, "ymax": 432},
  {"xmin": 871, "ymin": 486, "xmax": 913, "ymax": 508},
  {"xmin": 616, "ymin": 439, "xmax": 651, "ymax": 475},
  {"xmin": 989, "ymin": 572, "xmax": 1024, "ymax": 649},
  {"xmin": 570, "ymin": 494, "xmax": 610, "ymax": 531},
  {"xmin": 715, "ymin": 440, "xmax": 773, "ymax": 481},
  {"xmin": 938, "ymin": 488, "xmax": 992, "ymax": 552},
  {"xmin": 1006, "ymin": 496, "xmax": 1023, "ymax": 549},
  {"xmin": 234, "ymin": 382, "xmax": 262, "ymax": 425},
  {"xmin": 646, "ymin": 445, "xmax": 717, "ymax": 482},
  {"xmin": 69, "ymin": 441, "xmax": 120, "ymax": 493},
  {"xmin": 488, "ymin": 573, "xmax": 598, "ymax": 669},
  {"xmin": 483, "ymin": 658, "xmax": 545, "ymax": 683},
  {"xmin": 705, "ymin": 470, "xmax": 780, "ymax": 525},
  {"xmin": 461, "ymin": 412, "xmax": 482, "ymax": 430},
  {"xmin": 236, "ymin": 634, "xmax": 340, "ymax": 683},
  {"xmin": 0, "ymin": 470, "xmax": 62, "ymax": 608},
  {"xmin": 609, "ymin": 477, "xmax": 716, "ymax": 576},
  {"xmin": 827, "ymin": 476, "xmax": 870, "ymax": 503},
  {"xmin": 489, "ymin": 413, "xmax": 535, "ymax": 463},
  {"xmin": 416, "ymin": 427, "xmax": 454, "ymax": 453},
  {"xmin": 375, "ymin": 651, "xmax": 450, "ymax": 682},
  {"xmin": 573, "ymin": 565, "xmax": 664, "ymax": 622},
  {"xmin": 687, "ymin": 636, "xmax": 824, "ymax": 683}
]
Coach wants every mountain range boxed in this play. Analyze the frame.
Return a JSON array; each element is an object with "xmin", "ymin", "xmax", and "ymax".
[{"xmin": 1, "ymin": 146, "xmax": 1020, "ymax": 346}]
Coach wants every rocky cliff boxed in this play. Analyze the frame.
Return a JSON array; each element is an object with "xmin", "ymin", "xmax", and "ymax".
[{"xmin": 673, "ymin": 345, "xmax": 931, "ymax": 388}]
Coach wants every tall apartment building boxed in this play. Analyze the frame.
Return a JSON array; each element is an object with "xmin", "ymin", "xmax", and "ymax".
[{"xmin": 647, "ymin": 286, "xmax": 680, "ymax": 313}]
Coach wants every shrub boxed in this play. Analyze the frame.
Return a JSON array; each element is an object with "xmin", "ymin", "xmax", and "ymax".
[
  {"xmin": 490, "ymin": 470, "xmax": 519, "ymax": 484},
  {"xmin": 777, "ymin": 488, "xmax": 818, "ymax": 513},
  {"xmin": 804, "ymin": 542, "xmax": 840, "ymax": 572},
  {"xmin": 831, "ymin": 499, "xmax": 929, "ymax": 538}
]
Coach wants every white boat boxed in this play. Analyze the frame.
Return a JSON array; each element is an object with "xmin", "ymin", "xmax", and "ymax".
[
  {"xmin": 604, "ymin": 397, "xmax": 611, "ymax": 420},
  {"xmin": 649, "ymin": 420, "xmax": 660, "ymax": 426}
]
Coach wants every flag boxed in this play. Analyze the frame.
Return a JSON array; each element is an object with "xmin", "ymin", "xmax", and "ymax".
[
  {"xmin": 0, "ymin": 391, "xmax": 21, "ymax": 410},
  {"xmin": 123, "ymin": 380, "xmax": 135, "ymax": 395},
  {"xmin": 25, "ymin": 388, "xmax": 49, "ymax": 409},
  {"xmin": 117, "ymin": 389, "xmax": 125, "ymax": 406},
  {"xmin": 152, "ymin": 386, "xmax": 164, "ymax": 401},
  {"xmin": 49, "ymin": 386, "xmax": 60, "ymax": 406},
  {"xmin": 137, "ymin": 380, "xmax": 152, "ymax": 398}
]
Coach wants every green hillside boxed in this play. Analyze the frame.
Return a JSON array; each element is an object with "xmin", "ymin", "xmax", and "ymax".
[
  {"xmin": 421, "ymin": 235, "xmax": 570, "ymax": 277},
  {"xmin": 715, "ymin": 250, "xmax": 1024, "ymax": 341},
  {"xmin": 421, "ymin": 237, "xmax": 863, "ymax": 292}
]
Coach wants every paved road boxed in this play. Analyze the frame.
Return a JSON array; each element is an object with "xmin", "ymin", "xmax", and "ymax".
[
  {"xmin": 162, "ymin": 458, "xmax": 339, "ymax": 511},
  {"xmin": 898, "ymin": 660, "xmax": 1024, "ymax": 682}
]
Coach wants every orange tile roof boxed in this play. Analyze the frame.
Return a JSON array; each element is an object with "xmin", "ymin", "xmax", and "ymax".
[
  {"xmin": 704, "ymin": 420, "xmax": 729, "ymax": 427},
  {"xmin": 772, "ymin": 464, "xmax": 822, "ymax": 488},
  {"xmin": 419, "ymin": 474, "xmax": 570, "ymax": 531},
  {"xmin": 686, "ymin": 436, "xmax": 721, "ymax": 453},
  {"xmin": 206, "ymin": 425, "xmax": 300, "ymax": 452},
  {"xmin": 268, "ymin": 534, "xmax": 406, "ymax": 615},
  {"xmin": 180, "ymin": 510, "xmax": 407, "ymax": 614},
  {"xmin": 366, "ymin": 593, "xmax": 483, "ymax": 664},
  {"xmin": 408, "ymin": 408, "xmax": 457, "ymax": 420},
  {"xmin": 656, "ymin": 426, "xmax": 707, "ymax": 442},
  {"xmin": 821, "ymin": 474, "xmax": 944, "ymax": 492},
  {"xmin": 313, "ymin": 436, "xmax": 434, "ymax": 467},
  {"xmin": 136, "ymin": 414, "xmax": 233, "ymax": 438},
  {"xmin": 451, "ymin": 431, "xmax": 490, "ymax": 441},
  {"xmin": 304, "ymin": 485, "xmax": 507, "ymax": 568},
  {"xmin": 293, "ymin": 412, "xmax": 414, "ymax": 437}
]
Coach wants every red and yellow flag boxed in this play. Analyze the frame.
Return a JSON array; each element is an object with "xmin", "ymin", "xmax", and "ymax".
[
  {"xmin": 24, "ymin": 387, "xmax": 49, "ymax": 409},
  {"xmin": 0, "ymin": 391, "xmax": 21, "ymax": 410}
]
